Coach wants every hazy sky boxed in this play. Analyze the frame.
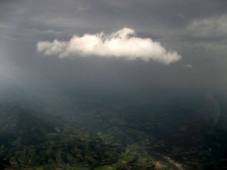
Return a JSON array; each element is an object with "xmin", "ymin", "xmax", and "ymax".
[{"xmin": 0, "ymin": 0, "xmax": 227, "ymax": 104}]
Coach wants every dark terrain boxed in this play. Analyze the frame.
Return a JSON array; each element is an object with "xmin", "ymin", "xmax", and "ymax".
[{"xmin": 0, "ymin": 90, "xmax": 227, "ymax": 170}]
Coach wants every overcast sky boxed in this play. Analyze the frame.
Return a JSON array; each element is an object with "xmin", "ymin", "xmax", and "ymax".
[{"xmin": 0, "ymin": 0, "xmax": 227, "ymax": 105}]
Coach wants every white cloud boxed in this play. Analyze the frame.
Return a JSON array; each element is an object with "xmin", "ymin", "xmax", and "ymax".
[{"xmin": 37, "ymin": 28, "xmax": 181, "ymax": 64}]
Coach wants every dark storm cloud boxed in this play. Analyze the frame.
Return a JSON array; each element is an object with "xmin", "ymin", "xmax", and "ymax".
[
  {"xmin": 2, "ymin": 0, "xmax": 226, "ymax": 45},
  {"xmin": 1, "ymin": 0, "xmax": 227, "ymax": 29}
]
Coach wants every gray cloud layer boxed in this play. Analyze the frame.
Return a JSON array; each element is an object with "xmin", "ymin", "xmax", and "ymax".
[{"xmin": 186, "ymin": 15, "xmax": 227, "ymax": 39}]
